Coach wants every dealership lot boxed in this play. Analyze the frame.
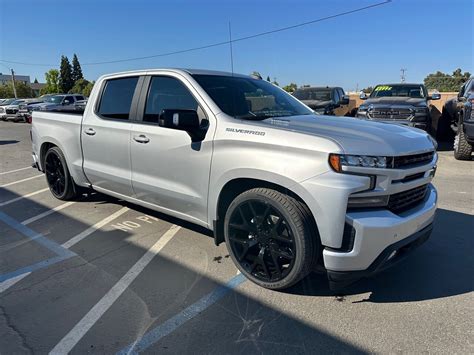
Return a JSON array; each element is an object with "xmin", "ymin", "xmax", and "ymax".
[{"xmin": 0, "ymin": 121, "xmax": 472, "ymax": 353}]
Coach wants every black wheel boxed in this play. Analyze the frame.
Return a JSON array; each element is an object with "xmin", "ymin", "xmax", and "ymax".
[
  {"xmin": 224, "ymin": 188, "xmax": 317, "ymax": 290},
  {"xmin": 454, "ymin": 120, "xmax": 473, "ymax": 160},
  {"xmin": 44, "ymin": 147, "xmax": 78, "ymax": 200}
]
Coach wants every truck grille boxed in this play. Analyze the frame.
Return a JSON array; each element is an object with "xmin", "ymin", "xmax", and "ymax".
[
  {"xmin": 368, "ymin": 108, "xmax": 413, "ymax": 120},
  {"xmin": 6, "ymin": 108, "xmax": 18, "ymax": 114},
  {"xmin": 391, "ymin": 152, "xmax": 434, "ymax": 168},
  {"xmin": 388, "ymin": 184, "xmax": 428, "ymax": 213}
]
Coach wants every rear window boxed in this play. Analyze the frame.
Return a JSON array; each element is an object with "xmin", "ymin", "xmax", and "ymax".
[{"xmin": 98, "ymin": 77, "xmax": 138, "ymax": 120}]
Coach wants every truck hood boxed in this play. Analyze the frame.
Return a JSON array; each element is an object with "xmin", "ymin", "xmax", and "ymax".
[
  {"xmin": 362, "ymin": 97, "xmax": 427, "ymax": 107},
  {"xmin": 254, "ymin": 115, "xmax": 435, "ymax": 156}
]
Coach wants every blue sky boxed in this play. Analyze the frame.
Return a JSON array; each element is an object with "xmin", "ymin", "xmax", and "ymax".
[{"xmin": 0, "ymin": 0, "xmax": 472, "ymax": 91}]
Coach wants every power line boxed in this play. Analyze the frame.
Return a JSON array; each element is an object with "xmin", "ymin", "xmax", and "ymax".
[{"xmin": 0, "ymin": 0, "xmax": 391, "ymax": 67}]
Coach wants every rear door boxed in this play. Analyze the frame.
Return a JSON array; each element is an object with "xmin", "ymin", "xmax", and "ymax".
[
  {"xmin": 130, "ymin": 74, "xmax": 215, "ymax": 224},
  {"xmin": 82, "ymin": 75, "xmax": 143, "ymax": 197}
]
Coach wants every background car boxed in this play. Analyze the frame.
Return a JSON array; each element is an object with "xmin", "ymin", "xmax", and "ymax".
[
  {"xmin": 33, "ymin": 94, "xmax": 86, "ymax": 112},
  {"xmin": 2, "ymin": 99, "xmax": 26, "ymax": 121},
  {"xmin": 292, "ymin": 86, "xmax": 349, "ymax": 115},
  {"xmin": 442, "ymin": 78, "xmax": 474, "ymax": 160},
  {"xmin": 356, "ymin": 83, "xmax": 440, "ymax": 133}
]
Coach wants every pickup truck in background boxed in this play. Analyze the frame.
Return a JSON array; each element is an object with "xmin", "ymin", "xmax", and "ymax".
[
  {"xmin": 292, "ymin": 86, "xmax": 349, "ymax": 116},
  {"xmin": 32, "ymin": 94, "xmax": 86, "ymax": 112},
  {"xmin": 442, "ymin": 77, "xmax": 474, "ymax": 160},
  {"xmin": 356, "ymin": 83, "xmax": 440, "ymax": 133},
  {"xmin": 32, "ymin": 69, "xmax": 438, "ymax": 290}
]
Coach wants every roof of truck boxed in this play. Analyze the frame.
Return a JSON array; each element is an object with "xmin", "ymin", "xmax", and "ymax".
[{"xmin": 99, "ymin": 68, "xmax": 250, "ymax": 80}]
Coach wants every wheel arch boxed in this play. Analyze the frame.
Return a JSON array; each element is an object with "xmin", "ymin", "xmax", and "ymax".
[{"xmin": 212, "ymin": 176, "xmax": 319, "ymax": 246}]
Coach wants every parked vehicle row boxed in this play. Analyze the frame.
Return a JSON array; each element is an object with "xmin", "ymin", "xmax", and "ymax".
[
  {"xmin": 0, "ymin": 94, "xmax": 88, "ymax": 123},
  {"xmin": 292, "ymin": 86, "xmax": 350, "ymax": 116},
  {"xmin": 32, "ymin": 68, "xmax": 438, "ymax": 290}
]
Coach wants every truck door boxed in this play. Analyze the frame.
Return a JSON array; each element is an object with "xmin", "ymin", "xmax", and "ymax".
[
  {"xmin": 82, "ymin": 75, "xmax": 142, "ymax": 197},
  {"xmin": 130, "ymin": 74, "xmax": 215, "ymax": 225}
]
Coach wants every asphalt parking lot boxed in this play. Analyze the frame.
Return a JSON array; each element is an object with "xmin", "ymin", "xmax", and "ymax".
[{"xmin": 1, "ymin": 121, "xmax": 472, "ymax": 354}]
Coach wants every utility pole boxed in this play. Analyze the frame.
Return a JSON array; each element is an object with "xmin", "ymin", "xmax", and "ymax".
[
  {"xmin": 11, "ymin": 68, "xmax": 18, "ymax": 98},
  {"xmin": 400, "ymin": 68, "xmax": 407, "ymax": 83}
]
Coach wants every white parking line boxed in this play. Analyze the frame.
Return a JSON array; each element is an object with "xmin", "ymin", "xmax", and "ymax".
[
  {"xmin": 0, "ymin": 188, "xmax": 50, "ymax": 207},
  {"xmin": 61, "ymin": 207, "xmax": 129, "ymax": 249},
  {"xmin": 21, "ymin": 201, "xmax": 76, "ymax": 225},
  {"xmin": 50, "ymin": 224, "xmax": 181, "ymax": 355},
  {"xmin": 0, "ymin": 174, "xmax": 43, "ymax": 187},
  {"xmin": 0, "ymin": 166, "xmax": 31, "ymax": 175},
  {"xmin": 0, "ymin": 272, "xmax": 31, "ymax": 293}
]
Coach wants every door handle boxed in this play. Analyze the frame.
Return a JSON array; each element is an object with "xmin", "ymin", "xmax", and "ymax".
[
  {"xmin": 84, "ymin": 128, "xmax": 96, "ymax": 136},
  {"xmin": 133, "ymin": 134, "xmax": 150, "ymax": 144}
]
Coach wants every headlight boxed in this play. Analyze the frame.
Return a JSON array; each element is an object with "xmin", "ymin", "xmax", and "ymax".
[
  {"xmin": 414, "ymin": 107, "xmax": 428, "ymax": 114},
  {"xmin": 329, "ymin": 153, "xmax": 388, "ymax": 172},
  {"xmin": 358, "ymin": 105, "xmax": 368, "ymax": 112}
]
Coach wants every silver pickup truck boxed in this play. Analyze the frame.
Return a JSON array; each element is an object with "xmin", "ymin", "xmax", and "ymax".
[{"xmin": 31, "ymin": 69, "xmax": 438, "ymax": 290}]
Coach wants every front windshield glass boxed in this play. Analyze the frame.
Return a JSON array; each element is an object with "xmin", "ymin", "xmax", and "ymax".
[
  {"xmin": 293, "ymin": 88, "xmax": 332, "ymax": 101},
  {"xmin": 1, "ymin": 98, "xmax": 16, "ymax": 105},
  {"xmin": 370, "ymin": 85, "xmax": 426, "ymax": 98},
  {"xmin": 11, "ymin": 100, "xmax": 24, "ymax": 105},
  {"xmin": 192, "ymin": 74, "xmax": 313, "ymax": 119}
]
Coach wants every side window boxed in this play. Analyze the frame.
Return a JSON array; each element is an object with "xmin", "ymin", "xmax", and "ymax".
[
  {"xmin": 98, "ymin": 77, "xmax": 139, "ymax": 120},
  {"xmin": 64, "ymin": 96, "xmax": 75, "ymax": 104},
  {"xmin": 75, "ymin": 95, "xmax": 84, "ymax": 101},
  {"xmin": 144, "ymin": 76, "xmax": 198, "ymax": 123},
  {"xmin": 333, "ymin": 89, "xmax": 340, "ymax": 103}
]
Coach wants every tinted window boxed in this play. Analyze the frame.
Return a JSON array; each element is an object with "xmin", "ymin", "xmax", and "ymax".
[
  {"xmin": 98, "ymin": 77, "xmax": 138, "ymax": 120},
  {"xmin": 194, "ymin": 75, "xmax": 313, "ymax": 119},
  {"xmin": 293, "ymin": 88, "xmax": 332, "ymax": 101},
  {"xmin": 333, "ymin": 89, "xmax": 340, "ymax": 103},
  {"xmin": 65, "ymin": 96, "xmax": 75, "ymax": 103},
  {"xmin": 75, "ymin": 95, "xmax": 85, "ymax": 101},
  {"xmin": 370, "ymin": 85, "xmax": 426, "ymax": 98},
  {"xmin": 144, "ymin": 76, "xmax": 198, "ymax": 123}
]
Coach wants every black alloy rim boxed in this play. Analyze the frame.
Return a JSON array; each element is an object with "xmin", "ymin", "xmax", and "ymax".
[
  {"xmin": 228, "ymin": 200, "xmax": 296, "ymax": 282},
  {"xmin": 45, "ymin": 153, "xmax": 66, "ymax": 196}
]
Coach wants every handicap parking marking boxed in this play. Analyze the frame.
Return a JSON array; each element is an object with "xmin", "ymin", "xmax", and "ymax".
[
  {"xmin": 0, "ymin": 166, "xmax": 32, "ymax": 175},
  {"xmin": 118, "ymin": 273, "xmax": 246, "ymax": 354},
  {"xmin": 0, "ymin": 174, "xmax": 43, "ymax": 188},
  {"xmin": 0, "ymin": 272, "xmax": 31, "ymax": 293},
  {"xmin": 0, "ymin": 187, "xmax": 50, "ymax": 207},
  {"xmin": 50, "ymin": 224, "xmax": 182, "ymax": 355}
]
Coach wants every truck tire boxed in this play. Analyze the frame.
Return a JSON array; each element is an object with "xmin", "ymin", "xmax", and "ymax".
[
  {"xmin": 453, "ymin": 121, "xmax": 473, "ymax": 160},
  {"xmin": 44, "ymin": 146, "xmax": 78, "ymax": 200},
  {"xmin": 224, "ymin": 188, "xmax": 317, "ymax": 290}
]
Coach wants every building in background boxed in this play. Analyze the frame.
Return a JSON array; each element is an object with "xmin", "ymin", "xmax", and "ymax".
[{"xmin": 0, "ymin": 73, "xmax": 31, "ymax": 85}]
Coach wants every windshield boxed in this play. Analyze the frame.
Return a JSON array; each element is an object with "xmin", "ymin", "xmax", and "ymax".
[
  {"xmin": 45, "ymin": 96, "xmax": 64, "ymax": 104},
  {"xmin": 11, "ymin": 100, "xmax": 24, "ymax": 105},
  {"xmin": 370, "ymin": 85, "xmax": 426, "ymax": 98},
  {"xmin": 192, "ymin": 75, "xmax": 313, "ymax": 119},
  {"xmin": 293, "ymin": 88, "xmax": 332, "ymax": 101},
  {"xmin": 0, "ymin": 98, "xmax": 16, "ymax": 105}
]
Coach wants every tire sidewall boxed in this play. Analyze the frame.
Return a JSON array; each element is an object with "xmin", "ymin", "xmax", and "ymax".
[
  {"xmin": 223, "ymin": 190, "xmax": 308, "ymax": 289},
  {"xmin": 44, "ymin": 147, "xmax": 74, "ymax": 200}
]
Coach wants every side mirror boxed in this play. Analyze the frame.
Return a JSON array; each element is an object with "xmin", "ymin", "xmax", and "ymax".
[
  {"xmin": 359, "ymin": 92, "xmax": 368, "ymax": 100},
  {"xmin": 428, "ymin": 93, "xmax": 441, "ymax": 100},
  {"xmin": 340, "ymin": 95, "xmax": 350, "ymax": 105},
  {"xmin": 159, "ymin": 109, "xmax": 208, "ymax": 142}
]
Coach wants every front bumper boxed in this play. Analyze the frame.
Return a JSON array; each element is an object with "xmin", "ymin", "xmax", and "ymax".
[{"xmin": 324, "ymin": 183, "xmax": 437, "ymax": 289}]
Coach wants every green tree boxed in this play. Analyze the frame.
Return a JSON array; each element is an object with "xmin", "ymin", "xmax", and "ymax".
[
  {"xmin": 71, "ymin": 54, "xmax": 83, "ymax": 83},
  {"xmin": 82, "ymin": 81, "xmax": 94, "ymax": 97},
  {"xmin": 69, "ymin": 78, "xmax": 90, "ymax": 94},
  {"xmin": 250, "ymin": 71, "xmax": 262, "ymax": 79},
  {"xmin": 283, "ymin": 83, "xmax": 298, "ymax": 93},
  {"xmin": 272, "ymin": 80, "xmax": 279, "ymax": 86},
  {"xmin": 34, "ymin": 78, "xmax": 39, "ymax": 84},
  {"xmin": 40, "ymin": 69, "xmax": 60, "ymax": 95},
  {"xmin": 362, "ymin": 86, "xmax": 373, "ymax": 93},
  {"xmin": 59, "ymin": 55, "xmax": 74, "ymax": 93},
  {"xmin": 424, "ymin": 68, "xmax": 471, "ymax": 92},
  {"xmin": 266, "ymin": 75, "xmax": 271, "ymax": 82},
  {"xmin": 0, "ymin": 81, "xmax": 34, "ymax": 98}
]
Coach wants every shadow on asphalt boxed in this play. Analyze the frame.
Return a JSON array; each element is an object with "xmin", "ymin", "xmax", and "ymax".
[
  {"xmin": 288, "ymin": 208, "xmax": 474, "ymax": 302},
  {"xmin": 0, "ymin": 140, "xmax": 19, "ymax": 146},
  {"xmin": 0, "ymin": 188, "xmax": 366, "ymax": 353}
]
